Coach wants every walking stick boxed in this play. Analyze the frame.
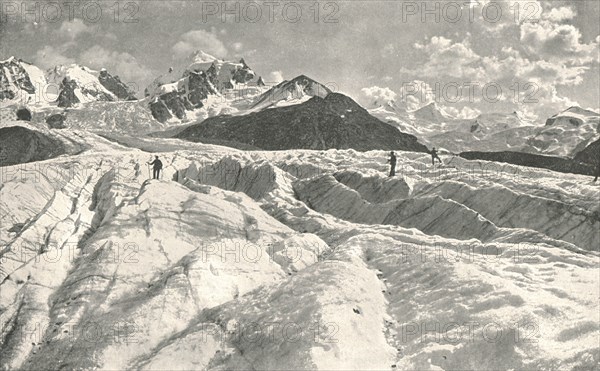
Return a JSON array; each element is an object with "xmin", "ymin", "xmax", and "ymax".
[{"xmin": 147, "ymin": 156, "xmax": 152, "ymax": 179}]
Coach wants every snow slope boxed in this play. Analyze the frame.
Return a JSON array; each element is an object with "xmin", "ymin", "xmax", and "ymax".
[{"xmin": 1, "ymin": 123, "xmax": 598, "ymax": 369}]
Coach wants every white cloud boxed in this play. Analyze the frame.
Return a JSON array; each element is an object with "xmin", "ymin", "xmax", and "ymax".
[
  {"xmin": 443, "ymin": 106, "xmax": 481, "ymax": 119},
  {"xmin": 232, "ymin": 42, "xmax": 243, "ymax": 52},
  {"xmin": 401, "ymin": 14, "xmax": 598, "ymax": 119},
  {"xmin": 408, "ymin": 36, "xmax": 482, "ymax": 79},
  {"xmin": 34, "ymin": 46, "xmax": 74, "ymax": 68},
  {"xmin": 267, "ymin": 71, "xmax": 284, "ymax": 84},
  {"xmin": 23, "ymin": 20, "xmax": 48, "ymax": 35},
  {"xmin": 382, "ymin": 43, "xmax": 396, "ymax": 57},
  {"xmin": 79, "ymin": 45, "xmax": 154, "ymax": 89},
  {"xmin": 520, "ymin": 20, "xmax": 598, "ymax": 64},
  {"xmin": 543, "ymin": 6, "xmax": 576, "ymax": 22},
  {"xmin": 358, "ymin": 86, "xmax": 397, "ymax": 108},
  {"xmin": 172, "ymin": 30, "xmax": 228, "ymax": 59},
  {"xmin": 398, "ymin": 80, "xmax": 435, "ymax": 111},
  {"xmin": 58, "ymin": 19, "xmax": 93, "ymax": 40}
]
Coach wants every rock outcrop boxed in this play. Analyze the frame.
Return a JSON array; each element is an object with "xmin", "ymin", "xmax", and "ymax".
[
  {"xmin": 0, "ymin": 57, "xmax": 41, "ymax": 103},
  {"xmin": 16, "ymin": 107, "xmax": 31, "ymax": 121},
  {"xmin": 574, "ymin": 138, "xmax": 600, "ymax": 165},
  {"xmin": 45, "ymin": 113, "xmax": 67, "ymax": 129},
  {"xmin": 0, "ymin": 126, "xmax": 67, "ymax": 166},
  {"xmin": 98, "ymin": 69, "xmax": 137, "ymax": 100}
]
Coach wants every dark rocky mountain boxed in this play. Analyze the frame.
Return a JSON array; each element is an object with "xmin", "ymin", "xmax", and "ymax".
[
  {"xmin": 0, "ymin": 58, "xmax": 36, "ymax": 100},
  {"xmin": 149, "ymin": 71, "xmax": 219, "ymax": 122},
  {"xmin": 0, "ymin": 126, "xmax": 67, "ymax": 166},
  {"xmin": 147, "ymin": 52, "xmax": 260, "ymax": 122},
  {"xmin": 56, "ymin": 76, "xmax": 114, "ymax": 108},
  {"xmin": 574, "ymin": 138, "xmax": 600, "ymax": 166},
  {"xmin": 98, "ymin": 69, "xmax": 137, "ymax": 100},
  {"xmin": 173, "ymin": 93, "xmax": 428, "ymax": 152}
]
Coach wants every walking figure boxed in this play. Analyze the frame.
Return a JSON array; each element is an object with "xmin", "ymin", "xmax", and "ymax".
[
  {"xmin": 148, "ymin": 156, "xmax": 163, "ymax": 180},
  {"xmin": 594, "ymin": 161, "xmax": 600, "ymax": 182},
  {"xmin": 430, "ymin": 147, "xmax": 442, "ymax": 166},
  {"xmin": 387, "ymin": 151, "xmax": 397, "ymax": 177}
]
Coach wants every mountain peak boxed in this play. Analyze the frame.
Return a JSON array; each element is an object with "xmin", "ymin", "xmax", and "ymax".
[
  {"xmin": 250, "ymin": 74, "xmax": 331, "ymax": 111},
  {"xmin": 188, "ymin": 50, "xmax": 218, "ymax": 64},
  {"xmin": 413, "ymin": 102, "xmax": 452, "ymax": 121},
  {"xmin": 562, "ymin": 106, "xmax": 599, "ymax": 116}
]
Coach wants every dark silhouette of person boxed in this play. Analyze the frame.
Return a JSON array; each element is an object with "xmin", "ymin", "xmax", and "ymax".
[
  {"xmin": 594, "ymin": 161, "xmax": 600, "ymax": 182},
  {"xmin": 148, "ymin": 156, "xmax": 163, "ymax": 179},
  {"xmin": 387, "ymin": 151, "xmax": 397, "ymax": 177},
  {"xmin": 430, "ymin": 147, "xmax": 442, "ymax": 166}
]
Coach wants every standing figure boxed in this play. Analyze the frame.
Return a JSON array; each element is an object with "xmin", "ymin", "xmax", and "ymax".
[
  {"xmin": 594, "ymin": 161, "xmax": 600, "ymax": 182},
  {"xmin": 387, "ymin": 151, "xmax": 397, "ymax": 177},
  {"xmin": 148, "ymin": 156, "xmax": 163, "ymax": 180},
  {"xmin": 430, "ymin": 147, "xmax": 442, "ymax": 166}
]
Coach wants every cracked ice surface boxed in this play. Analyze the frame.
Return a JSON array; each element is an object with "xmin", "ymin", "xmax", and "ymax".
[{"xmin": 1, "ymin": 124, "xmax": 599, "ymax": 370}]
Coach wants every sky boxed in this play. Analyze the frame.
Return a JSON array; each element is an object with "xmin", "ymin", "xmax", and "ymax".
[{"xmin": 1, "ymin": 0, "xmax": 599, "ymax": 121}]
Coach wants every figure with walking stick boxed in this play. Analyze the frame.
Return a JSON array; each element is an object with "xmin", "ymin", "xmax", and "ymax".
[{"xmin": 148, "ymin": 155, "xmax": 163, "ymax": 179}]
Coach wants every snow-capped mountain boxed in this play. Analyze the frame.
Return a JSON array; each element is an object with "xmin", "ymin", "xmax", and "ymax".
[
  {"xmin": 0, "ymin": 57, "xmax": 137, "ymax": 108},
  {"xmin": 527, "ymin": 106, "xmax": 600, "ymax": 157},
  {"xmin": 47, "ymin": 64, "xmax": 136, "ymax": 107},
  {"xmin": 412, "ymin": 102, "xmax": 453, "ymax": 123},
  {"xmin": 367, "ymin": 99, "xmax": 598, "ymax": 156},
  {"xmin": 0, "ymin": 57, "xmax": 48, "ymax": 105},
  {"xmin": 249, "ymin": 75, "xmax": 332, "ymax": 112},
  {"xmin": 146, "ymin": 51, "xmax": 268, "ymax": 122}
]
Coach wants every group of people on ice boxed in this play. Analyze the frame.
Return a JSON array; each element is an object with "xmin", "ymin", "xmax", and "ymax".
[
  {"xmin": 146, "ymin": 148, "xmax": 599, "ymax": 183},
  {"xmin": 387, "ymin": 147, "xmax": 442, "ymax": 177},
  {"xmin": 386, "ymin": 148, "xmax": 600, "ymax": 182}
]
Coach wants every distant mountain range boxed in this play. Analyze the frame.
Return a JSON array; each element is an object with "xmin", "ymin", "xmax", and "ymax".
[
  {"xmin": 1, "ymin": 52, "xmax": 598, "ymax": 161},
  {"xmin": 368, "ymin": 99, "xmax": 599, "ymax": 160},
  {"xmin": 0, "ymin": 57, "xmax": 135, "ymax": 107}
]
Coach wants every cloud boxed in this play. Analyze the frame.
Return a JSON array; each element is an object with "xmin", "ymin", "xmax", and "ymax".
[
  {"xmin": 398, "ymin": 80, "xmax": 435, "ymax": 111},
  {"xmin": 231, "ymin": 42, "xmax": 243, "ymax": 52},
  {"xmin": 382, "ymin": 43, "xmax": 397, "ymax": 57},
  {"xmin": 267, "ymin": 71, "xmax": 284, "ymax": 84},
  {"xmin": 401, "ymin": 11, "xmax": 598, "ymax": 120},
  {"xmin": 34, "ymin": 46, "xmax": 74, "ymax": 68},
  {"xmin": 520, "ymin": 20, "xmax": 598, "ymax": 63},
  {"xmin": 443, "ymin": 106, "xmax": 481, "ymax": 119},
  {"xmin": 172, "ymin": 30, "xmax": 228, "ymax": 59},
  {"xmin": 543, "ymin": 6, "xmax": 576, "ymax": 22},
  {"xmin": 23, "ymin": 20, "xmax": 48, "ymax": 35},
  {"xmin": 79, "ymin": 45, "xmax": 154, "ymax": 90},
  {"xmin": 359, "ymin": 86, "xmax": 397, "ymax": 107},
  {"xmin": 58, "ymin": 19, "xmax": 93, "ymax": 40},
  {"xmin": 409, "ymin": 36, "xmax": 482, "ymax": 79}
]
